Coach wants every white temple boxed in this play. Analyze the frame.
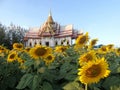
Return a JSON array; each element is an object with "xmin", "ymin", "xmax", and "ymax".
[{"xmin": 24, "ymin": 12, "xmax": 83, "ymax": 47}]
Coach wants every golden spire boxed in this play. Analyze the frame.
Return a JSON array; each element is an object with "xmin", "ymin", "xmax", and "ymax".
[
  {"xmin": 48, "ymin": 10, "xmax": 52, "ymax": 16},
  {"xmin": 46, "ymin": 10, "xmax": 55, "ymax": 24}
]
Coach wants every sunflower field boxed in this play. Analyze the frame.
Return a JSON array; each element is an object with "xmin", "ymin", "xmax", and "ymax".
[{"xmin": 0, "ymin": 32, "xmax": 120, "ymax": 90}]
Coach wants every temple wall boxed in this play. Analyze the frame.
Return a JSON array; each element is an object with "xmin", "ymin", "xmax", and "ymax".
[{"xmin": 25, "ymin": 36, "xmax": 72, "ymax": 47}]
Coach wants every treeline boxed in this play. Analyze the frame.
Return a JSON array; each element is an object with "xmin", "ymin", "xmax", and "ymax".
[{"xmin": 0, "ymin": 23, "xmax": 27, "ymax": 49}]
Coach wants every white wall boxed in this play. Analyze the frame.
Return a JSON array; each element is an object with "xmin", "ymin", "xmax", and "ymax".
[{"xmin": 26, "ymin": 36, "xmax": 72, "ymax": 47}]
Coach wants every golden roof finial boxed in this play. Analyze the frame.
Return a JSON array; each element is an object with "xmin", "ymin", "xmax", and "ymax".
[
  {"xmin": 46, "ymin": 10, "xmax": 54, "ymax": 24},
  {"xmin": 48, "ymin": 9, "xmax": 52, "ymax": 16}
]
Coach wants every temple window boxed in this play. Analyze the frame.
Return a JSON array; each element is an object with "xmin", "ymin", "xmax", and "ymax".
[
  {"xmin": 30, "ymin": 42, "xmax": 32, "ymax": 47},
  {"xmin": 61, "ymin": 41, "xmax": 63, "ymax": 45},
  {"xmin": 39, "ymin": 41, "xmax": 41, "ymax": 45},
  {"xmin": 35, "ymin": 42, "xmax": 37, "ymax": 45},
  {"xmin": 55, "ymin": 41, "xmax": 58, "ymax": 45},
  {"xmin": 34, "ymin": 42, "xmax": 37, "ymax": 46},
  {"xmin": 67, "ymin": 40, "xmax": 69, "ymax": 45},
  {"xmin": 46, "ymin": 42, "xmax": 49, "ymax": 46}
]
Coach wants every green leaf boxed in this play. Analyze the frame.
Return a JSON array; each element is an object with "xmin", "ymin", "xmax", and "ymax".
[
  {"xmin": 65, "ymin": 74, "xmax": 76, "ymax": 81},
  {"xmin": 89, "ymin": 83, "xmax": 101, "ymax": 90},
  {"xmin": 16, "ymin": 74, "xmax": 33, "ymax": 89},
  {"xmin": 60, "ymin": 62, "xmax": 71, "ymax": 73},
  {"xmin": 42, "ymin": 70, "xmax": 55, "ymax": 83},
  {"xmin": 57, "ymin": 62, "xmax": 72, "ymax": 80},
  {"xmin": 31, "ymin": 75, "xmax": 39, "ymax": 90},
  {"xmin": 63, "ymin": 82, "xmax": 84, "ymax": 90},
  {"xmin": 93, "ymin": 87, "xmax": 101, "ymax": 90},
  {"xmin": 109, "ymin": 60, "xmax": 118, "ymax": 73},
  {"xmin": 24, "ymin": 59, "xmax": 34, "ymax": 67},
  {"xmin": 43, "ymin": 81, "xmax": 53, "ymax": 90},
  {"xmin": 117, "ymin": 66, "xmax": 120, "ymax": 73},
  {"xmin": 102, "ymin": 76, "xmax": 120, "ymax": 90},
  {"xmin": 110, "ymin": 85, "xmax": 120, "ymax": 90}
]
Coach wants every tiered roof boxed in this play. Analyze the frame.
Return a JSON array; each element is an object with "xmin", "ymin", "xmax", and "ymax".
[{"xmin": 24, "ymin": 12, "xmax": 82, "ymax": 41}]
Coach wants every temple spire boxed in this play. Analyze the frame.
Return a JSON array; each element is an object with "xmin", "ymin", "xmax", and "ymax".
[
  {"xmin": 48, "ymin": 9, "xmax": 52, "ymax": 16},
  {"xmin": 46, "ymin": 10, "xmax": 54, "ymax": 24}
]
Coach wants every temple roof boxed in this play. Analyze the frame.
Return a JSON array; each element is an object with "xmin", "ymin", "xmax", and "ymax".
[{"xmin": 24, "ymin": 11, "xmax": 83, "ymax": 41}]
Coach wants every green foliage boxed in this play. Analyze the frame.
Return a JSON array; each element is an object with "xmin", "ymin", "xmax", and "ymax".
[
  {"xmin": 102, "ymin": 76, "xmax": 120, "ymax": 90},
  {"xmin": 0, "ymin": 57, "xmax": 23, "ymax": 90},
  {"xmin": 15, "ymin": 46, "xmax": 120, "ymax": 90},
  {"xmin": 43, "ymin": 81, "xmax": 53, "ymax": 90},
  {"xmin": 0, "ymin": 23, "xmax": 26, "ymax": 49},
  {"xmin": 110, "ymin": 85, "xmax": 120, "ymax": 90},
  {"xmin": 16, "ymin": 74, "xmax": 34, "ymax": 89},
  {"xmin": 63, "ymin": 81, "xmax": 84, "ymax": 90},
  {"xmin": 1, "ymin": 44, "xmax": 120, "ymax": 90},
  {"xmin": 0, "ymin": 24, "xmax": 6, "ymax": 45}
]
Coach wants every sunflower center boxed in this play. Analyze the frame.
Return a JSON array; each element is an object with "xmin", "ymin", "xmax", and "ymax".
[
  {"xmin": 26, "ymin": 48, "xmax": 30, "ymax": 52},
  {"xmin": 91, "ymin": 40, "xmax": 97, "ymax": 46},
  {"xmin": 16, "ymin": 45, "xmax": 22, "ymax": 48},
  {"xmin": 79, "ymin": 36, "xmax": 87, "ymax": 44},
  {"xmin": 61, "ymin": 47, "xmax": 66, "ymax": 52},
  {"xmin": 108, "ymin": 45, "xmax": 113, "ymax": 49},
  {"xmin": 85, "ymin": 54, "xmax": 93, "ymax": 61},
  {"xmin": 117, "ymin": 48, "xmax": 120, "ymax": 52},
  {"xmin": 35, "ymin": 47, "xmax": 47, "ymax": 56},
  {"xmin": 101, "ymin": 47, "xmax": 107, "ymax": 51},
  {"xmin": 86, "ymin": 65, "xmax": 101, "ymax": 77},
  {"xmin": 10, "ymin": 54, "xmax": 15, "ymax": 59},
  {"xmin": 47, "ymin": 55, "xmax": 52, "ymax": 60}
]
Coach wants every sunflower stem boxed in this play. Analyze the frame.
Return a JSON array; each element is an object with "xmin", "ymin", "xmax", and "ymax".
[{"xmin": 85, "ymin": 84, "xmax": 87, "ymax": 90}]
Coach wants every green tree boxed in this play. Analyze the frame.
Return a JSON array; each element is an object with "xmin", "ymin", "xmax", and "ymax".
[
  {"xmin": 0, "ymin": 23, "xmax": 6, "ymax": 45},
  {"xmin": 0, "ymin": 23, "xmax": 26, "ymax": 49}
]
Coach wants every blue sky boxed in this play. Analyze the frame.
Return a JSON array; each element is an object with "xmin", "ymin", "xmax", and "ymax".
[{"xmin": 0, "ymin": 0, "xmax": 120, "ymax": 46}]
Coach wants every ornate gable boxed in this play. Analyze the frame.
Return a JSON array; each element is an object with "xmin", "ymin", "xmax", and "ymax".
[{"xmin": 39, "ymin": 12, "xmax": 59, "ymax": 37}]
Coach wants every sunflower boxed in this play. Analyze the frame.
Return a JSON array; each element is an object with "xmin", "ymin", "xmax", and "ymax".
[
  {"xmin": 115, "ymin": 48, "xmax": 120, "ymax": 56},
  {"xmin": 44, "ymin": 54, "xmax": 55, "ymax": 65},
  {"xmin": 78, "ymin": 58, "xmax": 110, "ymax": 84},
  {"xmin": 0, "ymin": 53, "xmax": 4, "ymax": 57},
  {"xmin": 79, "ymin": 50, "xmax": 96, "ymax": 66},
  {"xmin": 0, "ymin": 46, "xmax": 9, "ymax": 54},
  {"xmin": 24, "ymin": 47, "xmax": 31, "ymax": 53},
  {"xmin": 30, "ymin": 45, "xmax": 52, "ymax": 59},
  {"xmin": 106, "ymin": 44, "xmax": 114, "ymax": 52},
  {"xmin": 89, "ymin": 38, "xmax": 98, "ymax": 49},
  {"xmin": 98, "ymin": 45, "xmax": 108, "ymax": 54},
  {"xmin": 7, "ymin": 51, "xmax": 18, "ymax": 62},
  {"xmin": 0, "ymin": 46, "xmax": 5, "ymax": 53},
  {"xmin": 55, "ymin": 46, "xmax": 68, "ymax": 53},
  {"xmin": 17, "ymin": 57, "xmax": 25, "ymax": 64},
  {"xmin": 75, "ymin": 32, "xmax": 89, "ymax": 48},
  {"xmin": 13, "ymin": 43, "xmax": 23, "ymax": 50}
]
